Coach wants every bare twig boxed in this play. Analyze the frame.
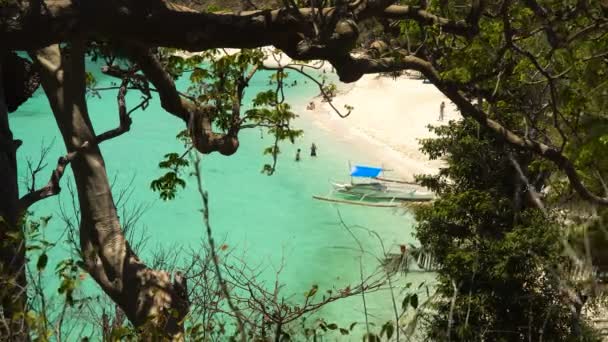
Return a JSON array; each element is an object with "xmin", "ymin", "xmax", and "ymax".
[
  {"xmin": 192, "ymin": 152, "xmax": 247, "ymax": 341},
  {"xmin": 262, "ymin": 64, "xmax": 352, "ymax": 118},
  {"xmin": 18, "ymin": 142, "xmax": 89, "ymax": 212},
  {"xmin": 24, "ymin": 139, "xmax": 54, "ymax": 193},
  {"xmin": 336, "ymin": 209, "xmax": 370, "ymax": 335}
]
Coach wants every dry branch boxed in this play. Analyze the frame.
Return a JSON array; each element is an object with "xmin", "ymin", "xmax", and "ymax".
[{"xmin": 18, "ymin": 142, "xmax": 89, "ymax": 213}]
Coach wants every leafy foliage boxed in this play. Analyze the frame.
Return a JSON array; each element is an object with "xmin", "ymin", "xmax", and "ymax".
[
  {"xmin": 247, "ymin": 97, "xmax": 303, "ymax": 175},
  {"xmin": 151, "ymin": 48, "xmax": 306, "ymax": 198},
  {"xmin": 7, "ymin": 213, "xmax": 94, "ymax": 340},
  {"xmin": 414, "ymin": 118, "xmax": 599, "ymax": 341},
  {"xmin": 150, "ymin": 152, "xmax": 189, "ymax": 200}
]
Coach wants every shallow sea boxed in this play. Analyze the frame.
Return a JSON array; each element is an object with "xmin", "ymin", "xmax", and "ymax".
[{"xmin": 9, "ymin": 60, "xmax": 431, "ymax": 338}]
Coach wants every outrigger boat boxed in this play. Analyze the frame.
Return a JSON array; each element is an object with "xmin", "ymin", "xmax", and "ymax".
[{"xmin": 313, "ymin": 165, "xmax": 435, "ymax": 207}]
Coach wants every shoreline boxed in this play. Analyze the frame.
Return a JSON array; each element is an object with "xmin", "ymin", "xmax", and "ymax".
[
  {"xmin": 174, "ymin": 47, "xmax": 335, "ymax": 71},
  {"xmin": 173, "ymin": 47, "xmax": 458, "ymax": 183},
  {"xmin": 299, "ymin": 74, "xmax": 460, "ymax": 183}
]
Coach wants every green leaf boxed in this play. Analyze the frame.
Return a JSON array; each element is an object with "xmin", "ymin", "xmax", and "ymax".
[
  {"xmin": 380, "ymin": 321, "xmax": 394, "ymax": 340},
  {"xmin": 410, "ymin": 294, "xmax": 418, "ymax": 309},
  {"xmin": 306, "ymin": 284, "xmax": 318, "ymax": 297},
  {"xmin": 37, "ymin": 253, "xmax": 48, "ymax": 271},
  {"xmin": 363, "ymin": 333, "xmax": 380, "ymax": 342},
  {"xmin": 402, "ymin": 294, "xmax": 411, "ymax": 311}
]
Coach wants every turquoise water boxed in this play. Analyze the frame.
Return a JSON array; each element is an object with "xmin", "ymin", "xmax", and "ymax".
[{"xmin": 10, "ymin": 60, "xmax": 429, "ymax": 338}]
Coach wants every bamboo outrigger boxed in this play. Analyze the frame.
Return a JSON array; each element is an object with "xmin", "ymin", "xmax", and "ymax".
[
  {"xmin": 313, "ymin": 164, "xmax": 435, "ymax": 207},
  {"xmin": 312, "ymin": 195, "xmax": 402, "ymax": 207}
]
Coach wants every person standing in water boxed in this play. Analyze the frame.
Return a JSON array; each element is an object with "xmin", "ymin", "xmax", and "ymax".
[
  {"xmin": 439, "ymin": 101, "xmax": 445, "ymax": 121},
  {"xmin": 295, "ymin": 148, "xmax": 301, "ymax": 161},
  {"xmin": 310, "ymin": 143, "xmax": 317, "ymax": 157}
]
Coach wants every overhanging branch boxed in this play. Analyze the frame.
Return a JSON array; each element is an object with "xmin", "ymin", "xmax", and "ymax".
[
  {"xmin": 126, "ymin": 46, "xmax": 242, "ymax": 155},
  {"xmin": 0, "ymin": 0, "xmax": 370, "ymax": 50},
  {"xmin": 2, "ymin": 0, "xmax": 471, "ymax": 55}
]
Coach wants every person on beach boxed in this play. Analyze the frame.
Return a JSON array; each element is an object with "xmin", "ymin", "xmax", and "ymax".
[
  {"xmin": 295, "ymin": 148, "xmax": 301, "ymax": 162},
  {"xmin": 310, "ymin": 143, "xmax": 317, "ymax": 157},
  {"xmin": 439, "ymin": 101, "xmax": 445, "ymax": 121}
]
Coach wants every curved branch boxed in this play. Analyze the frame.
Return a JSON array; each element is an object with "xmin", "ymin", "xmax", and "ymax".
[
  {"xmin": 117, "ymin": 48, "xmax": 193, "ymax": 122},
  {"xmin": 127, "ymin": 46, "xmax": 243, "ymax": 155},
  {"xmin": 96, "ymin": 78, "xmax": 133, "ymax": 143}
]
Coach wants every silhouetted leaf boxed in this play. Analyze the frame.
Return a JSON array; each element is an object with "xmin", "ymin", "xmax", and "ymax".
[
  {"xmin": 37, "ymin": 253, "xmax": 48, "ymax": 271},
  {"xmin": 410, "ymin": 294, "xmax": 418, "ymax": 309}
]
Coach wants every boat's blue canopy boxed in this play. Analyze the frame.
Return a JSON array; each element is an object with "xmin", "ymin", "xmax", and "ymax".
[{"xmin": 350, "ymin": 165, "xmax": 383, "ymax": 178}]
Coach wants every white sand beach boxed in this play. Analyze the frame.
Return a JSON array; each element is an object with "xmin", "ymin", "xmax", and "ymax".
[
  {"xmin": 174, "ymin": 47, "xmax": 459, "ymax": 181},
  {"xmin": 175, "ymin": 47, "xmax": 334, "ymax": 71},
  {"xmin": 302, "ymin": 74, "xmax": 460, "ymax": 182}
]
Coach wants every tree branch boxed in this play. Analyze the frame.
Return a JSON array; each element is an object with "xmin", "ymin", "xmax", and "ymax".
[
  {"xmin": 24, "ymin": 140, "xmax": 54, "ymax": 193},
  {"xmin": 380, "ymin": 5, "xmax": 475, "ymax": 37},
  {"xmin": 2, "ymin": 0, "xmax": 474, "ymax": 66},
  {"xmin": 33, "ymin": 42, "xmax": 189, "ymax": 337},
  {"xmin": 2, "ymin": 0, "xmax": 393, "ymax": 51},
  {"xmin": 126, "ymin": 46, "xmax": 242, "ymax": 155},
  {"xmin": 96, "ymin": 78, "xmax": 134, "ymax": 143},
  {"xmin": 18, "ymin": 142, "xmax": 89, "ymax": 213},
  {"xmin": 192, "ymin": 153, "xmax": 246, "ymax": 341},
  {"xmin": 19, "ymin": 73, "xmax": 142, "ymax": 211},
  {"xmin": 121, "ymin": 47, "xmax": 194, "ymax": 122},
  {"xmin": 263, "ymin": 63, "xmax": 352, "ymax": 117}
]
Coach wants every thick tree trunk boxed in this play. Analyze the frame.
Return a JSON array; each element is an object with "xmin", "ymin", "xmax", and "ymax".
[
  {"xmin": 0, "ymin": 61, "xmax": 29, "ymax": 340},
  {"xmin": 33, "ymin": 43, "xmax": 188, "ymax": 339}
]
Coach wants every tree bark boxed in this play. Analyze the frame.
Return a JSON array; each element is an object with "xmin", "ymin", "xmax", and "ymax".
[
  {"xmin": 0, "ymin": 60, "xmax": 29, "ymax": 341},
  {"xmin": 1, "ymin": 0, "xmax": 403, "ymax": 52},
  {"xmin": 32, "ymin": 43, "xmax": 188, "ymax": 339}
]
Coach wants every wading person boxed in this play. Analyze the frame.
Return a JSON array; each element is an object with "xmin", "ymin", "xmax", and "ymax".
[
  {"xmin": 439, "ymin": 101, "xmax": 445, "ymax": 121},
  {"xmin": 310, "ymin": 143, "xmax": 317, "ymax": 157},
  {"xmin": 295, "ymin": 148, "xmax": 301, "ymax": 162}
]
